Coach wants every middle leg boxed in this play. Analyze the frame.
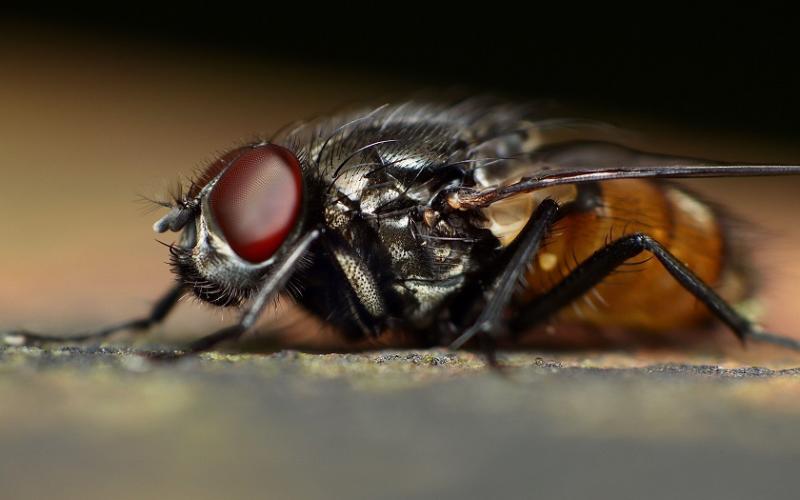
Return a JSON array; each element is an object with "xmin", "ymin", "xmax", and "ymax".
[{"xmin": 450, "ymin": 199, "xmax": 559, "ymax": 349}]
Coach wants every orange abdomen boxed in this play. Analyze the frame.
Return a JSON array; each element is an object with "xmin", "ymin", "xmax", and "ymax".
[{"xmin": 518, "ymin": 179, "xmax": 736, "ymax": 331}]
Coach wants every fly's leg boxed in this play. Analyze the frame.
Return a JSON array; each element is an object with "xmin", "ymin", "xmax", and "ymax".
[
  {"xmin": 2, "ymin": 284, "xmax": 184, "ymax": 347},
  {"xmin": 511, "ymin": 232, "xmax": 800, "ymax": 350},
  {"xmin": 450, "ymin": 199, "xmax": 559, "ymax": 349},
  {"xmin": 149, "ymin": 229, "xmax": 321, "ymax": 360}
]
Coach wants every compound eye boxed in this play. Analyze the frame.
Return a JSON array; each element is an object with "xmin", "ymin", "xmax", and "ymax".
[{"xmin": 209, "ymin": 144, "xmax": 303, "ymax": 263}]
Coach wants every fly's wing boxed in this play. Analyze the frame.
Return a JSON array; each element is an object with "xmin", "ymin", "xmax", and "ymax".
[{"xmin": 463, "ymin": 139, "xmax": 800, "ymax": 208}]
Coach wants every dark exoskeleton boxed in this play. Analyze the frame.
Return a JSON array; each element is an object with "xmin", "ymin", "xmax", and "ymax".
[{"xmin": 7, "ymin": 100, "xmax": 800, "ymax": 356}]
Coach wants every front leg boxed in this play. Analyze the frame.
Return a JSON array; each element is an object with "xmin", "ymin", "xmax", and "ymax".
[
  {"xmin": 3, "ymin": 284, "xmax": 184, "ymax": 347},
  {"xmin": 450, "ymin": 199, "xmax": 560, "ymax": 349},
  {"xmin": 151, "ymin": 229, "xmax": 321, "ymax": 359}
]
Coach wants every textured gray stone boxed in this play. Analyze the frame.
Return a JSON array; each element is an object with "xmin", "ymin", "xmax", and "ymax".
[{"xmin": 2, "ymin": 347, "xmax": 800, "ymax": 500}]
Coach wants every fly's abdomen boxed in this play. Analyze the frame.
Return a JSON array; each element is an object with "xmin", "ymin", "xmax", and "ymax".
[{"xmin": 517, "ymin": 179, "xmax": 739, "ymax": 331}]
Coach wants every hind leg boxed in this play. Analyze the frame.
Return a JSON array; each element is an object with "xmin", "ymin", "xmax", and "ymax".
[{"xmin": 512, "ymin": 233, "xmax": 800, "ymax": 350}]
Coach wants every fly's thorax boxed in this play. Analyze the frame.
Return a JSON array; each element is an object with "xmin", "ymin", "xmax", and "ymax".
[{"xmin": 323, "ymin": 201, "xmax": 353, "ymax": 231}]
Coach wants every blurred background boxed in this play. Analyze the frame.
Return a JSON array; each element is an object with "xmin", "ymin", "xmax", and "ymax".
[{"xmin": 3, "ymin": 10, "xmax": 800, "ymax": 500}]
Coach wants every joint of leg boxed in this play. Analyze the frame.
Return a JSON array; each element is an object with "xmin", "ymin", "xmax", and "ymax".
[{"xmin": 619, "ymin": 232, "xmax": 657, "ymax": 252}]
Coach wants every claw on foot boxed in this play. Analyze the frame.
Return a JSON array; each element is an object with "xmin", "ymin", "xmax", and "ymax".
[
  {"xmin": 2, "ymin": 332, "xmax": 30, "ymax": 347},
  {"xmin": 1, "ymin": 330, "xmax": 53, "ymax": 347}
]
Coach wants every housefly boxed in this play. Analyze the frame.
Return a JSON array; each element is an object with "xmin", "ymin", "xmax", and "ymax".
[{"xmin": 5, "ymin": 100, "xmax": 800, "ymax": 356}]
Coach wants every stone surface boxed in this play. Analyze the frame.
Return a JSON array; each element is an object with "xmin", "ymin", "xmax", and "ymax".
[{"xmin": 3, "ymin": 346, "xmax": 800, "ymax": 500}]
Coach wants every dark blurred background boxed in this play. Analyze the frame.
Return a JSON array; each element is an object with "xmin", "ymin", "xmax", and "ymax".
[{"xmin": 4, "ymin": 8, "xmax": 799, "ymax": 135}]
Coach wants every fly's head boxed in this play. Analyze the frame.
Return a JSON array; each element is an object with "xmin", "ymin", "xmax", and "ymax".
[{"xmin": 153, "ymin": 142, "xmax": 307, "ymax": 307}]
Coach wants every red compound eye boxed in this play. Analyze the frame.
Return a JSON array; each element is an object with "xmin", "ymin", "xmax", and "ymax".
[{"xmin": 208, "ymin": 144, "xmax": 303, "ymax": 263}]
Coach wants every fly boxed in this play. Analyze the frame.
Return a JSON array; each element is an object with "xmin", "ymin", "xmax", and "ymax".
[{"xmin": 5, "ymin": 100, "xmax": 800, "ymax": 357}]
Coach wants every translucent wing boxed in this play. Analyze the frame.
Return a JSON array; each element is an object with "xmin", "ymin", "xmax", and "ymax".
[{"xmin": 462, "ymin": 140, "xmax": 800, "ymax": 208}]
